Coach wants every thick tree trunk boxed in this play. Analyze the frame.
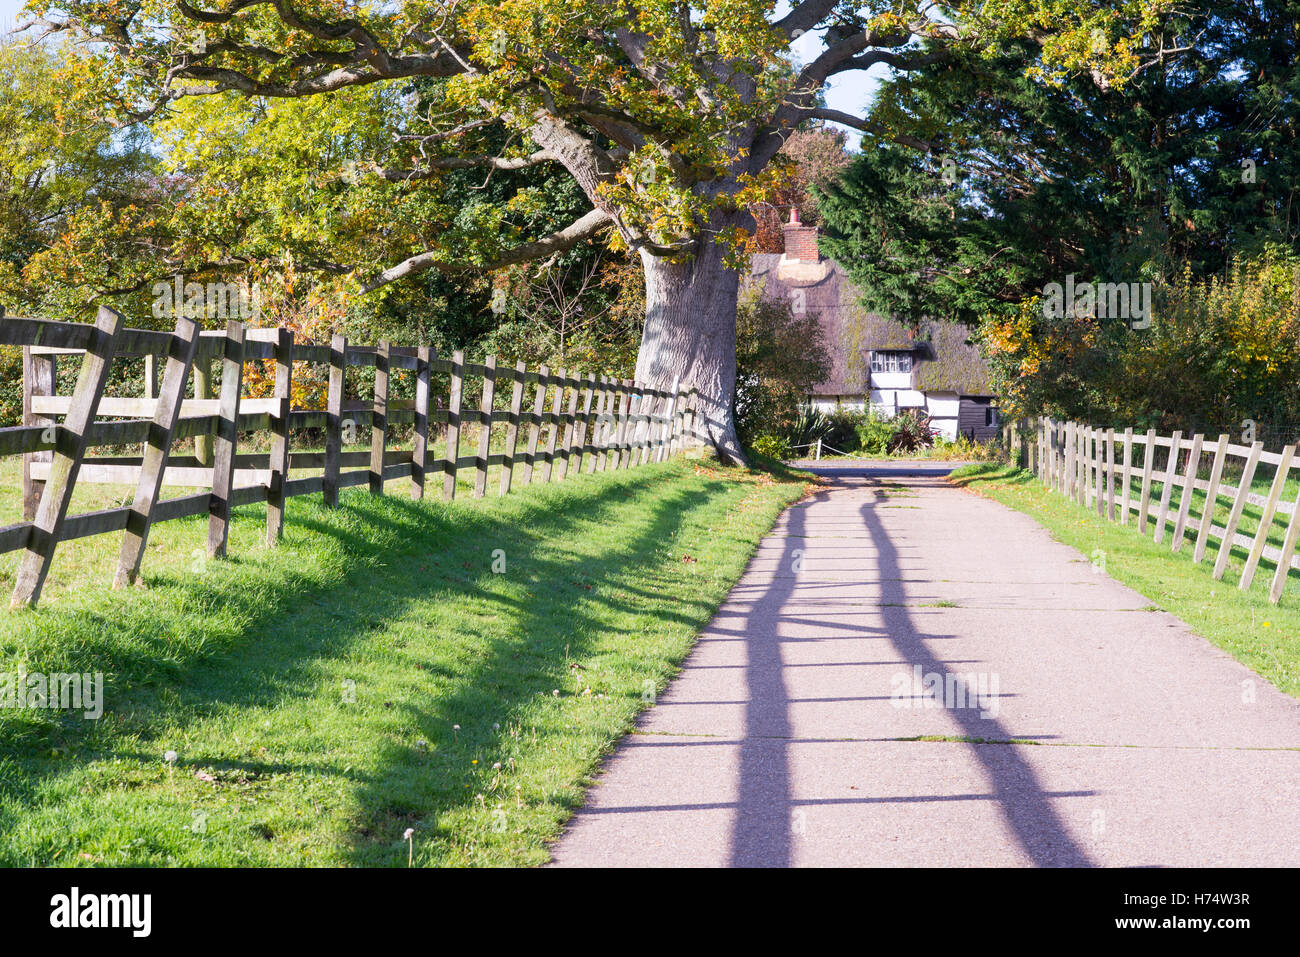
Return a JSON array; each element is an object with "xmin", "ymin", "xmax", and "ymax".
[{"xmin": 635, "ymin": 213, "xmax": 747, "ymax": 464}]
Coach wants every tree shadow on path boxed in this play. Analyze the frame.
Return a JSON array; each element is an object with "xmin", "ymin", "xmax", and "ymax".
[{"xmin": 730, "ymin": 470, "xmax": 1094, "ymax": 866}]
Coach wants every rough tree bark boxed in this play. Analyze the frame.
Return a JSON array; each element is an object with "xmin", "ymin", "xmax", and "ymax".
[{"xmin": 634, "ymin": 209, "xmax": 748, "ymax": 464}]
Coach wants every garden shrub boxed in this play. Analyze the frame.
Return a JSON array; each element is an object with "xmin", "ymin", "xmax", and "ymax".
[
  {"xmin": 931, "ymin": 434, "xmax": 1008, "ymax": 462},
  {"xmin": 750, "ymin": 435, "xmax": 793, "ymax": 459},
  {"xmin": 821, "ymin": 408, "xmax": 866, "ymax": 454},
  {"xmin": 785, "ymin": 407, "xmax": 833, "ymax": 453},
  {"xmin": 854, "ymin": 411, "xmax": 897, "ymax": 455},
  {"xmin": 888, "ymin": 411, "xmax": 936, "ymax": 453}
]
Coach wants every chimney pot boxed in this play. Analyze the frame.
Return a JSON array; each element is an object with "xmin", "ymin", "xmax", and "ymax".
[{"xmin": 782, "ymin": 208, "xmax": 819, "ymax": 263}]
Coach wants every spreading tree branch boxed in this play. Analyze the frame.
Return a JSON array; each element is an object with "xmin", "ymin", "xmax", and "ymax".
[{"xmin": 361, "ymin": 207, "xmax": 614, "ymax": 292}]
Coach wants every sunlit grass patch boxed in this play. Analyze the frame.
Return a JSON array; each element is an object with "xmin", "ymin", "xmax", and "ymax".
[{"xmin": 0, "ymin": 457, "xmax": 808, "ymax": 866}]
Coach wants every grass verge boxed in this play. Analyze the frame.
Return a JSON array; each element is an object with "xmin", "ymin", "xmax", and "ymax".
[
  {"xmin": 949, "ymin": 463, "xmax": 1300, "ymax": 699},
  {"xmin": 0, "ymin": 458, "xmax": 808, "ymax": 866}
]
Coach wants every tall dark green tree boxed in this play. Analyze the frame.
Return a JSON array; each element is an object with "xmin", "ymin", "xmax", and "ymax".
[
  {"xmin": 815, "ymin": 2, "xmax": 1300, "ymax": 422},
  {"xmin": 818, "ymin": 1, "xmax": 1300, "ymax": 322}
]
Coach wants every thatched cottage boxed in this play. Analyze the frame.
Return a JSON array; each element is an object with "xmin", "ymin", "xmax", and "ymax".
[{"xmin": 746, "ymin": 210, "xmax": 1000, "ymax": 442}]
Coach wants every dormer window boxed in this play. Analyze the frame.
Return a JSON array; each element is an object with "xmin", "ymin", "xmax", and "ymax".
[{"xmin": 870, "ymin": 351, "xmax": 913, "ymax": 374}]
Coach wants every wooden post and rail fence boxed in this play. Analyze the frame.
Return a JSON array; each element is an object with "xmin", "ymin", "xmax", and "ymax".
[
  {"xmin": 1004, "ymin": 416, "xmax": 1300, "ymax": 605},
  {"xmin": 0, "ymin": 308, "xmax": 703, "ymax": 609}
]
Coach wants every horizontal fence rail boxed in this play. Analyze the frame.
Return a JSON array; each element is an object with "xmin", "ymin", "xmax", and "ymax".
[
  {"xmin": 1006, "ymin": 416, "xmax": 1300, "ymax": 606},
  {"xmin": 0, "ymin": 309, "xmax": 702, "ymax": 608}
]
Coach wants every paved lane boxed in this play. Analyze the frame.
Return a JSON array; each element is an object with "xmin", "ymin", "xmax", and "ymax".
[{"xmin": 550, "ymin": 462, "xmax": 1300, "ymax": 866}]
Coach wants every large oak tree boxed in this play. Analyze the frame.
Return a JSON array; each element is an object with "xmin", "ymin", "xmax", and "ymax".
[{"xmin": 22, "ymin": 0, "xmax": 1171, "ymax": 460}]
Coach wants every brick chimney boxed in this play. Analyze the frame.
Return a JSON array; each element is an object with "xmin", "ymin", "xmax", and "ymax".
[{"xmin": 782, "ymin": 207, "xmax": 820, "ymax": 263}]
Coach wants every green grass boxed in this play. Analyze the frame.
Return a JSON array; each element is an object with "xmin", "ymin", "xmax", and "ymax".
[
  {"xmin": 0, "ymin": 456, "xmax": 808, "ymax": 866},
  {"xmin": 949, "ymin": 463, "xmax": 1300, "ymax": 699}
]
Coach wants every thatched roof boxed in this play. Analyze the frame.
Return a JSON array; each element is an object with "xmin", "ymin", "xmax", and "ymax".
[{"xmin": 744, "ymin": 253, "xmax": 992, "ymax": 397}]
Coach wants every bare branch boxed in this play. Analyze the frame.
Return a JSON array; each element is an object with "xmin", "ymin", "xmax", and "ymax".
[
  {"xmin": 805, "ymin": 108, "xmax": 870, "ymax": 131},
  {"xmin": 361, "ymin": 207, "xmax": 614, "ymax": 292},
  {"xmin": 378, "ymin": 150, "xmax": 561, "ymax": 182},
  {"xmin": 828, "ymin": 46, "xmax": 949, "ymax": 78}
]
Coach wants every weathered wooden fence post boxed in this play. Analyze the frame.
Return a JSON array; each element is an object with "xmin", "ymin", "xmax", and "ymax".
[
  {"xmin": 411, "ymin": 345, "xmax": 432, "ymax": 501},
  {"xmin": 1090, "ymin": 428, "xmax": 1101, "ymax": 515},
  {"xmin": 1058, "ymin": 421, "xmax": 1067, "ymax": 495},
  {"xmin": 1063, "ymin": 422, "xmax": 1073, "ymax": 498},
  {"xmin": 1100, "ymin": 428, "xmax": 1112, "ymax": 519},
  {"xmin": 647, "ymin": 385, "xmax": 661, "ymax": 463},
  {"xmin": 208, "ymin": 320, "xmax": 245, "ymax": 558},
  {"xmin": 682, "ymin": 389, "xmax": 699, "ymax": 453},
  {"xmin": 1077, "ymin": 422, "xmax": 1086, "ymax": 503},
  {"xmin": 558, "ymin": 372, "xmax": 580, "ymax": 480},
  {"xmin": 659, "ymin": 377, "xmax": 681, "ymax": 462},
  {"xmin": 616, "ymin": 380, "xmax": 634, "ymax": 469},
  {"xmin": 574, "ymin": 372, "xmax": 596, "ymax": 474},
  {"xmin": 114, "ymin": 314, "xmax": 200, "ymax": 589},
  {"xmin": 1240, "ymin": 444, "xmax": 1296, "ymax": 591},
  {"xmin": 12, "ymin": 307, "xmax": 122, "ymax": 608},
  {"xmin": 1119, "ymin": 427, "xmax": 1133, "ymax": 524},
  {"xmin": 1045, "ymin": 419, "xmax": 1053, "ymax": 490},
  {"xmin": 21, "ymin": 346, "xmax": 56, "ymax": 522},
  {"xmin": 1076, "ymin": 424, "xmax": 1087, "ymax": 506},
  {"xmin": 621, "ymin": 384, "xmax": 637, "ymax": 468},
  {"xmin": 1138, "ymin": 429, "xmax": 1157, "ymax": 531},
  {"xmin": 1269, "ymin": 481, "xmax": 1300, "ymax": 604},
  {"xmin": 542, "ymin": 369, "xmax": 564, "ymax": 483},
  {"xmin": 1171, "ymin": 433, "xmax": 1204, "ymax": 551},
  {"xmin": 1040, "ymin": 416, "xmax": 1050, "ymax": 481},
  {"xmin": 603, "ymin": 378, "xmax": 620, "ymax": 469},
  {"xmin": 1088, "ymin": 426, "xmax": 1097, "ymax": 508},
  {"xmin": 500, "ymin": 359, "xmax": 526, "ymax": 496},
  {"xmin": 588, "ymin": 376, "xmax": 609, "ymax": 473},
  {"xmin": 1213, "ymin": 441, "xmax": 1263, "ymax": 581},
  {"xmin": 368, "ymin": 340, "xmax": 389, "ymax": 498},
  {"xmin": 1074, "ymin": 423, "xmax": 1082, "ymax": 504},
  {"xmin": 1192, "ymin": 434, "xmax": 1229, "ymax": 564},
  {"xmin": 474, "ymin": 355, "xmax": 496, "ymax": 498},
  {"xmin": 443, "ymin": 350, "xmax": 464, "ymax": 500},
  {"xmin": 194, "ymin": 356, "xmax": 214, "ymax": 467},
  {"xmin": 669, "ymin": 383, "xmax": 687, "ymax": 456},
  {"xmin": 323, "ymin": 334, "xmax": 347, "ymax": 509},
  {"xmin": 637, "ymin": 387, "xmax": 655, "ymax": 466},
  {"xmin": 1040, "ymin": 418, "xmax": 1049, "ymax": 487},
  {"xmin": 522, "ymin": 364, "xmax": 547, "ymax": 485},
  {"xmin": 623, "ymin": 386, "xmax": 640, "ymax": 468},
  {"xmin": 267, "ymin": 328, "xmax": 294, "ymax": 541},
  {"xmin": 1153, "ymin": 430, "xmax": 1183, "ymax": 544},
  {"xmin": 606, "ymin": 381, "xmax": 621, "ymax": 468}
]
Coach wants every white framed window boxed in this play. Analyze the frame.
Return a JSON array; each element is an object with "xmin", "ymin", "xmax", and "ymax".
[{"xmin": 870, "ymin": 351, "xmax": 913, "ymax": 374}]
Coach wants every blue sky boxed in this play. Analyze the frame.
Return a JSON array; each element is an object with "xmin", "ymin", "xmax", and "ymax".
[
  {"xmin": 0, "ymin": 0, "xmax": 26, "ymax": 30},
  {"xmin": 0, "ymin": 0, "xmax": 883, "ymax": 138},
  {"xmin": 790, "ymin": 26, "xmax": 885, "ymax": 145}
]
